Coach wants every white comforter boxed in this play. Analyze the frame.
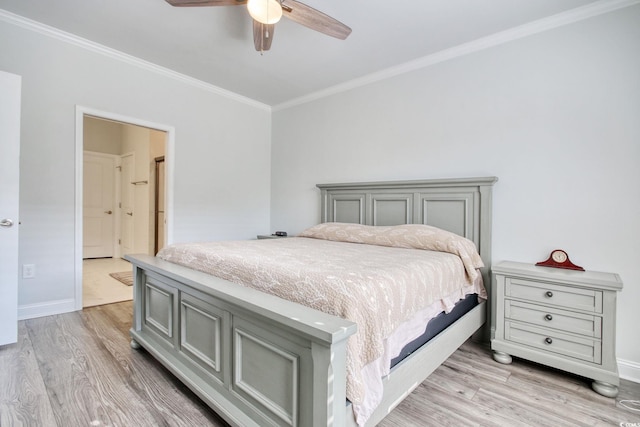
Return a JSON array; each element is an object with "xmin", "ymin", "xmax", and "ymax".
[{"xmin": 157, "ymin": 223, "xmax": 486, "ymax": 425}]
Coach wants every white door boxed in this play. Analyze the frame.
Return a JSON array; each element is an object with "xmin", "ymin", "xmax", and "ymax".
[
  {"xmin": 0, "ymin": 71, "xmax": 21, "ymax": 346},
  {"xmin": 83, "ymin": 152, "xmax": 115, "ymax": 258},
  {"xmin": 120, "ymin": 153, "xmax": 135, "ymax": 256}
]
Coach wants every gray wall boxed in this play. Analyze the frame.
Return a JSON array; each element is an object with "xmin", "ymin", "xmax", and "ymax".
[
  {"xmin": 271, "ymin": 6, "xmax": 640, "ymax": 379},
  {"xmin": 0, "ymin": 18, "xmax": 271, "ymax": 318}
]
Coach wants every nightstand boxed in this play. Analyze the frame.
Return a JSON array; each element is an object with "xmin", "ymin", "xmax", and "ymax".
[{"xmin": 491, "ymin": 261, "xmax": 623, "ymax": 397}]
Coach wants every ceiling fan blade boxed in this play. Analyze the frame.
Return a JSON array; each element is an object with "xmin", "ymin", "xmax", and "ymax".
[
  {"xmin": 253, "ymin": 20, "xmax": 275, "ymax": 51},
  {"xmin": 165, "ymin": 0, "xmax": 246, "ymax": 7},
  {"xmin": 281, "ymin": 0, "xmax": 351, "ymax": 40}
]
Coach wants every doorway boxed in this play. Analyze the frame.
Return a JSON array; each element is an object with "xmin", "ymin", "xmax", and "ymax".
[{"xmin": 75, "ymin": 106, "xmax": 174, "ymax": 310}]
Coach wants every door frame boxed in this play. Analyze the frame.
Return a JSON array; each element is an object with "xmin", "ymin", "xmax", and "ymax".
[{"xmin": 74, "ymin": 106, "xmax": 175, "ymax": 311}]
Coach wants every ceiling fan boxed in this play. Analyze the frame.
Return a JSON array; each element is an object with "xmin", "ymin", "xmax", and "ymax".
[{"xmin": 165, "ymin": 0, "xmax": 351, "ymax": 52}]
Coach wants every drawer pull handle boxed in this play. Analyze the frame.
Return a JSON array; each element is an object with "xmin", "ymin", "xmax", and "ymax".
[
  {"xmin": 545, "ymin": 314, "xmax": 553, "ymax": 321},
  {"xmin": 545, "ymin": 337, "xmax": 553, "ymax": 345},
  {"xmin": 545, "ymin": 291, "xmax": 553, "ymax": 298}
]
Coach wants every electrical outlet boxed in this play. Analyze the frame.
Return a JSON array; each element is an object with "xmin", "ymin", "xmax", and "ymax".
[{"xmin": 22, "ymin": 264, "xmax": 35, "ymax": 279}]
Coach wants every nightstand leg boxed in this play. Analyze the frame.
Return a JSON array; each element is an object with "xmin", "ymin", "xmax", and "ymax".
[
  {"xmin": 130, "ymin": 338, "xmax": 141, "ymax": 350},
  {"xmin": 492, "ymin": 351, "xmax": 512, "ymax": 364},
  {"xmin": 592, "ymin": 380, "xmax": 619, "ymax": 398}
]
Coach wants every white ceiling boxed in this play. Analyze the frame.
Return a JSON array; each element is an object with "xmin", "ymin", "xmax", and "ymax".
[{"xmin": 0, "ymin": 0, "xmax": 606, "ymax": 106}]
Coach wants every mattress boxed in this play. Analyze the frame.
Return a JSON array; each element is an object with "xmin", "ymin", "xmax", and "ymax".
[{"xmin": 391, "ymin": 292, "xmax": 479, "ymax": 367}]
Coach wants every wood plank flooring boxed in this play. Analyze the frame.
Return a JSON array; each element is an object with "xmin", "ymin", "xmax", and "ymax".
[{"xmin": 1, "ymin": 301, "xmax": 639, "ymax": 426}]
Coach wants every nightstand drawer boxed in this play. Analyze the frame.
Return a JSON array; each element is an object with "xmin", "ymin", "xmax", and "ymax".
[
  {"xmin": 505, "ymin": 321, "xmax": 601, "ymax": 364},
  {"xmin": 506, "ymin": 278, "xmax": 603, "ymax": 313},
  {"xmin": 505, "ymin": 300, "xmax": 602, "ymax": 338}
]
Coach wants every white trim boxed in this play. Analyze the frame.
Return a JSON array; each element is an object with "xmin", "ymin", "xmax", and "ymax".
[
  {"xmin": 75, "ymin": 106, "xmax": 176, "ymax": 311},
  {"xmin": 273, "ymin": 0, "xmax": 640, "ymax": 111},
  {"xmin": 619, "ymin": 358, "xmax": 640, "ymax": 384},
  {"xmin": 0, "ymin": 9, "xmax": 270, "ymax": 112},
  {"xmin": 18, "ymin": 299, "xmax": 76, "ymax": 320}
]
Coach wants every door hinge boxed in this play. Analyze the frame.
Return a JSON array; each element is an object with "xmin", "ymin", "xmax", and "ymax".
[{"xmin": 118, "ymin": 239, "xmax": 121, "ymax": 245}]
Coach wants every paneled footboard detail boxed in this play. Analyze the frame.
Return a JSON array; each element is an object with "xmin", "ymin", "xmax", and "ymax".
[
  {"xmin": 180, "ymin": 293, "xmax": 225, "ymax": 383},
  {"xmin": 233, "ymin": 320, "xmax": 302, "ymax": 426},
  {"xmin": 127, "ymin": 254, "xmax": 357, "ymax": 427}
]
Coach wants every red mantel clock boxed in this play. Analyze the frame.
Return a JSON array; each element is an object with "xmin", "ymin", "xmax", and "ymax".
[{"xmin": 536, "ymin": 249, "xmax": 584, "ymax": 271}]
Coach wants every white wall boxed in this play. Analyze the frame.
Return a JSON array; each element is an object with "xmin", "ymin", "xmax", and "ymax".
[
  {"xmin": 271, "ymin": 7, "xmax": 640, "ymax": 378},
  {"xmin": 0, "ymin": 18, "xmax": 271, "ymax": 318}
]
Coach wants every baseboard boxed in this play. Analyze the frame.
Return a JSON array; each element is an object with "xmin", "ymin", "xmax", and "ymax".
[
  {"xmin": 18, "ymin": 298, "xmax": 77, "ymax": 320},
  {"xmin": 618, "ymin": 358, "xmax": 640, "ymax": 384}
]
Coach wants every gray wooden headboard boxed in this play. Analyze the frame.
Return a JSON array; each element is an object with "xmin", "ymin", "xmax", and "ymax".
[{"xmin": 317, "ymin": 177, "xmax": 498, "ymax": 299}]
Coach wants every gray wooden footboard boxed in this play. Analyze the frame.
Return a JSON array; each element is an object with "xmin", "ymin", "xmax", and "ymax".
[
  {"xmin": 127, "ymin": 253, "xmax": 356, "ymax": 427},
  {"xmin": 127, "ymin": 255, "xmax": 486, "ymax": 427}
]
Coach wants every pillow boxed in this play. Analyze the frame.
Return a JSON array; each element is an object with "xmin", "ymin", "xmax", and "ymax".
[{"xmin": 298, "ymin": 222, "xmax": 484, "ymax": 282}]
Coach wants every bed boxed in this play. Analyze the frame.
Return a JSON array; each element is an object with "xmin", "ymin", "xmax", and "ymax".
[{"xmin": 126, "ymin": 177, "xmax": 497, "ymax": 426}]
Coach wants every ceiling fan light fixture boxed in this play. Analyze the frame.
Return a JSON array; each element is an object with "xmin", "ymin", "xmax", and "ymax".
[{"xmin": 247, "ymin": 0, "xmax": 283, "ymax": 25}]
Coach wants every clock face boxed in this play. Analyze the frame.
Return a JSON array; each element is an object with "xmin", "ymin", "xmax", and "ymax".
[{"xmin": 552, "ymin": 250, "xmax": 568, "ymax": 263}]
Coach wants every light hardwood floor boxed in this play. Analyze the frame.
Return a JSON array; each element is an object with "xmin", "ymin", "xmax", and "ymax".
[{"xmin": 1, "ymin": 301, "xmax": 638, "ymax": 426}]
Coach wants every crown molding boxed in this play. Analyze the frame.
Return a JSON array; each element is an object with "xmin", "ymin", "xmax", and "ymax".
[
  {"xmin": 0, "ymin": 9, "xmax": 271, "ymax": 112},
  {"xmin": 1, "ymin": 0, "xmax": 637, "ymax": 112},
  {"xmin": 273, "ymin": 0, "xmax": 640, "ymax": 111}
]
